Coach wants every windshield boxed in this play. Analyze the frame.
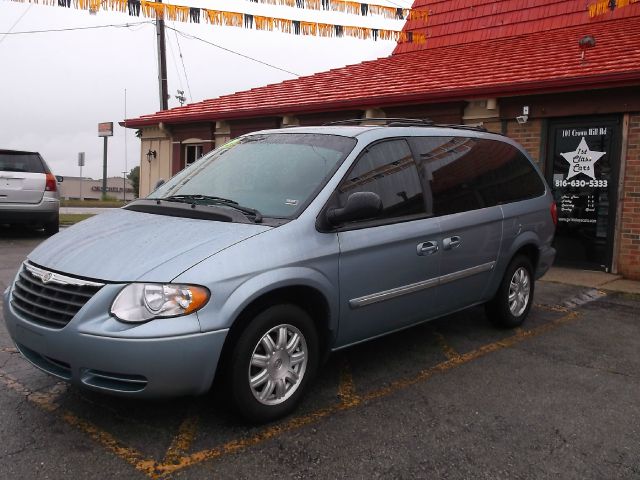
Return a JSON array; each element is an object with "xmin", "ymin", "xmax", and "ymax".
[{"xmin": 148, "ymin": 133, "xmax": 356, "ymax": 218}]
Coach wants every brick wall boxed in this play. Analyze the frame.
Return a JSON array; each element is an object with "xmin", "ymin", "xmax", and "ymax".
[
  {"xmin": 506, "ymin": 119, "xmax": 543, "ymax": 168},
  {"xmin": 618, "ymin": 113, "xmax": 640, "ymax": 280}
]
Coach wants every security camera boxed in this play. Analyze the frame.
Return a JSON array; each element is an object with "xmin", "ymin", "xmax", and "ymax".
[{"xmin": 516, "ymin": 115, "xmax": 528, "ymax": 124}]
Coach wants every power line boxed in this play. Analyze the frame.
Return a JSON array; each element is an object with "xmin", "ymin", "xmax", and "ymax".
[
  {"xmin": 2, "ymin": 20, "xmax": 299, "ymax": 79},
  {"xmin": 0, "ymin": 22, "xmax": 154, "ymax": 35},
  {"xmin": 165, "ymin": 25, "xmax": 300, "ymax": 78},
  {"xmin": 173, "ymin": 25, "xmax": 193, "ymax": 102},
  {"xmin": 0, "ymin": 4, "xmax": 32, "ymax": 45},
  {"xmin": 166, "ymin": 25, "xmax": 184, "ymax": 92}
]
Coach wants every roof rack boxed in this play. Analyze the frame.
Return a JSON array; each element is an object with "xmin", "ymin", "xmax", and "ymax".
[
  {"xmin": 323, "ymin": 118, "xmax": 434, "ymax": 127},
  {"xmin": 322, "ymin": 118, "xmax": 487, "ymax": 132}
]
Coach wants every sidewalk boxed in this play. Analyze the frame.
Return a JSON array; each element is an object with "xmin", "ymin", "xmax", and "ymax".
[
  {"xmin": 60, "ymin": 207, "xmax": 115, "ymax": 214},
  {"xmin": 541, "ymin": 266, "xmax": 640, "ymax": 295}
]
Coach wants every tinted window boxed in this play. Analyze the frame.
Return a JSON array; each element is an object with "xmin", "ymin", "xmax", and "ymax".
[
  {"xmin": 411, "ymin": 137, "xmax": 545, "ymax": 216},
  {"xmin": 0, "ymin": 153, "xmax": 46, "ymax": 173},
  {"xmin": 149, "ymin": 133, "xmax": 356, "ymax": 218},
  {"xmin": 337, "ymin": 139, "xmax": 425, "ymax": 221}
]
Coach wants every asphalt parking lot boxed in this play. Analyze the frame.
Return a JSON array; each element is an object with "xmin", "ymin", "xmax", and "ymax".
[{"xmin": 1, "ymin": 225, "xmax": 639, "ymax": 479}]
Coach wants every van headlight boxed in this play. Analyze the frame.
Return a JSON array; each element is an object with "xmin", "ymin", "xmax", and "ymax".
[{"xmin": 111, "ymin": 284, "xmax": 210, "ymax": 323}]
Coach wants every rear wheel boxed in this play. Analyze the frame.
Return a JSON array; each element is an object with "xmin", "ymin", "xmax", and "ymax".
[
  {"xmin": 43, "ymin": 215, "xmax": 59, "ymax": 236},
  {"xmin": 486, "ymin": 255, "xmax": 534, "ymax": 328},
  {"xmin": 228, "ymin": 304, "xmax": 318, "ymax": 422}
]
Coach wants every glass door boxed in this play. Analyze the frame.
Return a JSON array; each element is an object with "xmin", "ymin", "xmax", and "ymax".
[{"xmin": 546, "ymin": 117, "xmax": 621, "ymax": 271}]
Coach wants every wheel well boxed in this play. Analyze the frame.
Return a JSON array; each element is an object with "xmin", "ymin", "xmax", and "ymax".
[
  {"xmin": 217, "ymin": 286, "xmax": 332, "ymax": 378},
  {"xmin": 514, "ymin": 244, "xmax": 540, "ymax": 273}
]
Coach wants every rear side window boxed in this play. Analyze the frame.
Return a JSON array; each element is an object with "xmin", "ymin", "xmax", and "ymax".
[
  {"xmin": 410, "ymin": 137, "xmax": 545, "ymax": 216},
  {"xmin": 0, "ymin": 152, "xmax": 46, "ymax": 173},
  {"xmin": 337, "ymin": 139, "xmax": 425, "ymax": 221}
]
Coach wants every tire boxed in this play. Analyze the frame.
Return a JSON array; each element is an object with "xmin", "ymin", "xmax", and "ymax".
[
  {"xmin": 43, "ymin": 216, "xmax": 59, "ymax": 236},
  {"xmin": 228, "ymin": 304, "xmax": 318, "ymax": 423},
  {"xmin": 485, "ymin": 255, "xmax": 534, "ymax": 328}
]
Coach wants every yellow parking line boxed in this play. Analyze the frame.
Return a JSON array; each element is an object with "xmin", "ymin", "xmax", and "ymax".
[
  {"xmin": 434, "ymin": 332, "xmax": 462, "ymax": 361},
  {"xmin": 163, "ymin": 412, "xmax": 200, "ymax": 465},
  {"xmin": 337, "ymin": 359, "xmax": 361, "ymax": 407},
  {"xmin": 0, "ymin": 308, "xmax": 580, "ymax": 479},
  {"xmin": 63, "ymin": 411, "xmax": 156, "ymax": 476},
  {"xmin": 153, "ymin": 310, "xmax": 580, "ymax": 478},
  {"xmin": 534, "ymin": 303, "xmax": 570, "ymax": 313}
]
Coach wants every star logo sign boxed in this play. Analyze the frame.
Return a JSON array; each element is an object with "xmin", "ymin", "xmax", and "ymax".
[{"xmin": 560, "ymin": 137, "xmax": 605, "ymax": 180}]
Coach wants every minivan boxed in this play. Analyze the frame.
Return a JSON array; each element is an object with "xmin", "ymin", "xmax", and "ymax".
[{"xmin": 3, "ymin": 121, "xmax": 556, "ymax": 422}]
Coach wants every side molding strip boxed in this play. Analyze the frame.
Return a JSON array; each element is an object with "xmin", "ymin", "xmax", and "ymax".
[{"xmin": 349, "ymin": 261, "xmax": 496, "ymax": 309}]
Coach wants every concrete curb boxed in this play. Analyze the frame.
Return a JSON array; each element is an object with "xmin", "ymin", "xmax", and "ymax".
[{"xmin": 541, "ymin": 267, "xmax": 640, "ymax": 295}]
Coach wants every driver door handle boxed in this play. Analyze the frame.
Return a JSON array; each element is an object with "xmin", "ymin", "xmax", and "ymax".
[{"xmin": 417, "ymin": 241, "xmax": 438, "ymax": 256}]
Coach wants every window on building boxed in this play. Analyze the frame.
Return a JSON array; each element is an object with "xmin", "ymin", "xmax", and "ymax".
[{"xmin": 185, "ymin": 144, "xmax": 203, "ymax": 168}]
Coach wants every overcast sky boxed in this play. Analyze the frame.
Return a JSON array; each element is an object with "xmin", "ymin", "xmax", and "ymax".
[{"xmin": 0, "ymin": 0, "xmax": 407, "ymax": 179}]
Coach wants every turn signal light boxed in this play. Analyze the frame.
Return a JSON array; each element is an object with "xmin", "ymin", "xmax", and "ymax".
[{"xmin": 45, "ymin": 173, "xmax": 57, "ymax": 192}]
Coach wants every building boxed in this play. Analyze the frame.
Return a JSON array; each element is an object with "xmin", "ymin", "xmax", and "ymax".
[
  {"xmin": 123, "ymin": 0, "xmax": 640, "ymax": 279},
  {"xmin": 59, "ymin": 176, "xmax": 135, "ymax": 201}
]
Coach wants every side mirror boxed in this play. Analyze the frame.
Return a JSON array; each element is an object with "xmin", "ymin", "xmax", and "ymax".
[
  {"xmin": 56, "ymin": 175, "xmax": 64, "ymax": 183},
  {"xmin": 327, "ymin": 191, "xmax": 382, "ymax": 226},
  {"xmin": 154, "ymin": 179, "xmax": 165, "ymax": 190}
]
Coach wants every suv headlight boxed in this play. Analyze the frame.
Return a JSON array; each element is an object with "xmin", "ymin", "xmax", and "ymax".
[{"xmin": 111, "ymin": 283, "xmax": 210, "ymax": 323}]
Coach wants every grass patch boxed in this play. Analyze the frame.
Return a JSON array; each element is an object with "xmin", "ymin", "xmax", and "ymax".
[
  {"xmin": 59, "ymin": 214, "xmax": 95, "ymax": 225},
  {"xmin": 61, "ymin": 199, "xmax": 127, "ymax": 208}
]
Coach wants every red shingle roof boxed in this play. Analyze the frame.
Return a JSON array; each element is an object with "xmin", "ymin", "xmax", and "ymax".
[
  {"xmin": 394, "ymin": 0, "xmax": 640, "ymax": 54},
  {"xmin": 124, "ymin": 14, "xmax": 640, "ymax": 128}
]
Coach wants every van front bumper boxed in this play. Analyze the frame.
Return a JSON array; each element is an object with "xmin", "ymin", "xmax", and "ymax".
[{"xmin": 3, "ymin": 287, "xmax": 228, "ymax": 398}]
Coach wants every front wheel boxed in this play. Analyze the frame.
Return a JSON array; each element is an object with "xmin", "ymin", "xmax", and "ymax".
[
  {"xmin": 486, "ymin": 255, "xmax": 534, "ymax": 328},
  {"xmin": 227, "ymin": 304, "xmax": 318, "ymax": 423}
]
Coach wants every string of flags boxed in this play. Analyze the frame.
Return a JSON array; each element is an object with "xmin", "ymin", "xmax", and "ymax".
[
  {"xmin": 7, "ymin": 0, "xmax": 428, "ymax": 43},
  {"xmin": 587, "ymin": 0, "xmax": 638, "ymax": 18}
]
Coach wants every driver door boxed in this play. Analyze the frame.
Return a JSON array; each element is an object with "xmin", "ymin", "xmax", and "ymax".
[{"xmin": 333, "ymin": 139, "xmax": 441, "ymax": 347}]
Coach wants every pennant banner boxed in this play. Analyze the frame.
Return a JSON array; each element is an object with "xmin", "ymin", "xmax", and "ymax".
[
  {"xmin": 6, "ymin": 0, "xmax": 428, "ymax": 43},
  {"xmin": 588, "ymin": 0, "xmax": 639, "ymax": 18}
]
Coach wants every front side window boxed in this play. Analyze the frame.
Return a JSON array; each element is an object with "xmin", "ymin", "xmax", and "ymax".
[
  {"xmin": 411, "ymin": 136, "xmax": 545, "ymax": 216},
  {"xmin": 336, "ymin": 139, "xmax": 425, "ymax": 222},
  {"xmin": 149, "ymin": 133, "xmax": 356, "ymax": 218}
]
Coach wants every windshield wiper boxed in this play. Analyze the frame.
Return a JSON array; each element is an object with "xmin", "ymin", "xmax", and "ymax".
[{"xmin": 161, "ymin": 195, "xmax": 263, "ymax": 223}]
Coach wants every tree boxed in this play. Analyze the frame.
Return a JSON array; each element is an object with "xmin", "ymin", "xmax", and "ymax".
[{"xmin": 127, "ymin": 166, "xmax": 140, "ymax": 198}]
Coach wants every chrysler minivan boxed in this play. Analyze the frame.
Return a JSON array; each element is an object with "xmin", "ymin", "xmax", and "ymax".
[{"xmin": 3, "ymin": 121, "xmax": 556, "ymax": 421}]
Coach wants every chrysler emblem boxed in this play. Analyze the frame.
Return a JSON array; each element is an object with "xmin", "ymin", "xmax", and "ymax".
[{"xmin": 41, "ymin": 272, "xmax": 53, "ymax": 284}]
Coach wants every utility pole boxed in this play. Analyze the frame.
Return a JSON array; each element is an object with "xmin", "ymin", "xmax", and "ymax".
[{"xmin": 156, "ymin": 2, "xmax": 169, "ymax": 111}]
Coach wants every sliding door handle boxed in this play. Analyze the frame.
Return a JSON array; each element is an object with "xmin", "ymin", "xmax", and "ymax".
[
  {"xmin": 417, "ymin": 241, "xmax": 438, "ymax": 256},
  {"xmin": 443, "ymin": 236, "xmax": 462, "ymax": 250}
]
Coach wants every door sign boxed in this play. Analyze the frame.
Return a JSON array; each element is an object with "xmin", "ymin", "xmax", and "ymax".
[{"xmin": 553, "ymin": 130, "xmax": 610, "ymax": 227}]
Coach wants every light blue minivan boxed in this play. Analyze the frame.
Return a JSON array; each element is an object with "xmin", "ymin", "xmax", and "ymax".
[{"xmin": 3, "ymin": 121, "xmax": 556, "ymax": 421}]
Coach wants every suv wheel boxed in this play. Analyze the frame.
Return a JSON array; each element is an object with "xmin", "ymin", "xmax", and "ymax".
[
  {"xmin": 228, "ymin": 304, "xmax": 318, "ymax": 422},
  {"xmin": 486, "ymin": 255, "xmax": 534, "ymax": 328},
  {"xmin": 44, "ymin": 216, "xmax": 59, "ymax": 236}
]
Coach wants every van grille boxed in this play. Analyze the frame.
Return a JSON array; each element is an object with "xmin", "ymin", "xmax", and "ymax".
[{"xmin": 11, "ymin": 263, "xmax": 104, "ymax": 329}]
